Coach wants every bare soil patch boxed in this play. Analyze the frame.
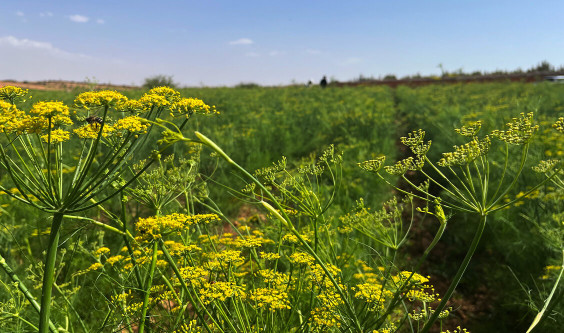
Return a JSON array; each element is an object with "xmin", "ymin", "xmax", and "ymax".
[{"xmin": 0, "ymin": 80, "xmax": 137, "ymax": 91}]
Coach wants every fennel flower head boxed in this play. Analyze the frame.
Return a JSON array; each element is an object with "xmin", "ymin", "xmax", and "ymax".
[
  {"xmin": 0, "ymin": 85, "xmax": 28, "ymax": 103},
  {"xmin": 74, "ymin": 90, "xmax": 128, "ymax": 109},
  {"xmin": 170, "ymin": 97, "xmax": 218, "ymax": 117}
]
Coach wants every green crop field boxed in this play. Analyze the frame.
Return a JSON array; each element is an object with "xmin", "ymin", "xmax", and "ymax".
[{"xmin": 0, "ymin": 82, "xmax": 562, "ymax": 333}]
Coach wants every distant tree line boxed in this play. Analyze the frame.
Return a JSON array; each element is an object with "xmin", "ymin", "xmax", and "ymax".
[{"xmin": 352, "ymin": 60, "xmax": 564, "ymax": 83}]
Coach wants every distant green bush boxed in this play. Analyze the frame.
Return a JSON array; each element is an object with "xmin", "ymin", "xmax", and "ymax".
[{"xmin": 142, "ymin": 74, "xmax": 177, "ymax": 89}]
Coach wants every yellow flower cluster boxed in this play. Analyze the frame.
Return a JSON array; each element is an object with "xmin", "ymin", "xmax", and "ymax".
[
  {"xmin": 73, "ymin": 123, "xmax": 115, "ymax": 139},
  {"xmin": 392, "ymin": 271, "xmax": 430, "ymax": 285},
  {"xmin": 455, "ymin": 121, "xmax": 482, "ymax": 137},
  {"xmin": 288, "ymin": 252, "xmax": 315, "ymax": 266},
  {"xmin": 219, "ymin": 233, "xmax": 274, "ymax": 248},
  {"xmin": 400, "ymin": 129, "xmax": 432, "ymax": 156},
  {"xmin": 205, "ymin": 250, "xmax": 245, "ymax": 270},
  {"xmin": 106, "ymin": 255, "xmax": 124, "ymax": 266},
  {"xmin": 491, "ymin": 112, "xmax": 539, "ymax": 145},
  {"xmin": 93, "ymin": 247, "xmax": 111, "ymax": 256},
  {"xmin": 441, "ymin": 326, "xmax": 469, "ymax": 333},
  {"xmin": 40, "ymin": 128, "xmax": 70, "ymax": 143},
  {"xmin": 406, "ymin": 288, "xmax": 437, "ymax": 302},
  {"xmin": 259, "ymin": 251, "xmax": 281, "ymax": 260},
  {"xmin": 248, "ymin": 288, "xmax": 291, "ymax": 311},
  {"xmin": 139, "ymin": 94, "xmax": 171, "ymax": 108},
  {"xmin": 352, "ymin": 261, "xmax": 386, "ymax": 283},
  {"xmin": 0, "ymin": 100, "xmax": 26, "ymax": 133},
  {"xmin": 119, "ymin": 99, "xmax": 146, "ymax": 113},
  {"xmin": 135, "ymin": 213, "xmax": 220, "ymax": 242},
  {"xmin": 163, "ymin": 240, "xmax": 201, "ymax": 256},
  {"xmin": 177, "ymin": 266, "xmax": 209, "ymax": 288},
  {"xmin": 437, "ymin": 137, "xmax": 491, "ymax": 167},
  {"xmin": 0, "ymin": 86, "xmax": 28, "ymax": 102},
  {"xmin": 74, "ymin": 90, "xmax": 128, "ymax": 109},
  {"xmin": 138, "ymin": 87, "xmax": 181, "ymax": 109},
  {"xmin": 256, "ymin": 269, "xmax": 290, "ymax": 288},
  {"xmin": 113, "ymin": 115, "xmax": 149, "ymax": 136},
  {"xmin": 30, "ymin": 101, "xmax": 69, "ymax": 118},
  {"xmin": 357, "ymin": 156, "xmax": 386, "ymax": 173},
  {"xmin": 385, "ymin": 156, "xmax": 424, "ymax": 175},
  {"xmin": 372, "ymin": 324, "xmax": 397, "ymax": 333},
  {"xmin": 353, "ymin": 283, "xmax": 391, "ymax": 311},
  {"xmin": 171, "ymin": 97, "xmax": 218, "ymax": 117},
  {"xmin": 309, "ymin": 289, "xmax": 344, "ymax": 329},
  {"xmin": 110, "ymin": 290, "xmax": 132, "ymax": 304},
  {"xmin": 310, "ymin": 264, "xmax": 341, "ymax": 287},
  {"xmin": 149, "ymin": 86, "xmax": 181, "ymax": 100},
  {"xmin": 73, "ymin": 262, "xmax": 104, "ymax": 277},
  {"xmin": 199, "ymin": 281, "xmax": 246, "ymax": 305},
  {"xmin": 2, "ymin": 99, "xmax": 74, "ymax": 135},
  {"xmin": 124, "ymin": 302, "xmax": 143, "ymax": 315},
  {"xmin": 554, "ymin": 117, "xmax": 564, "ymax": 133},
  {"xmin": 173, "ymin": 320, "xmax": 203, "ymax": 333},
  {"xmin": 282, "ymin": 233, "xmax": 311, "ymax": 244}
]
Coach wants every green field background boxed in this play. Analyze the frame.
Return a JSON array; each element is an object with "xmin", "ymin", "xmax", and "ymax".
[{"xmin": 2, "ymin": 82, "xmax": 563, "ymax": 332}]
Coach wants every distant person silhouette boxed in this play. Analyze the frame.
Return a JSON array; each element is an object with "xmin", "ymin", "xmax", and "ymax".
[{"xmin": 320, "ymin": 76, "xmax": 327, "ymax": 88}]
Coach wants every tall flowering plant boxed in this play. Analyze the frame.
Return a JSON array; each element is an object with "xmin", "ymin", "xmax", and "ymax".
[
  {"xmin": 359, "ymin": 113, "xmax": 563, "ymax": 332},
  {"xmin": 0, "ymin": 86, "xmax": 214, "ymax": 332}
]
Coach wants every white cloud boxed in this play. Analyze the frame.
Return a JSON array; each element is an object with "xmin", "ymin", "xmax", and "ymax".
[
  {"xmin": 16, "ymin": 11, "xmax": 24, "ymax": 17},
  {"xmin": 245, "ymin": 52, "xmax": 260, "ymax": 57},
  {"xmin": 0, "ymin": 36, "xmax": 89, "ymax": 60},
  {"xmin": 69, "ymin": 14, "xmax": 89, "ymax": 23},
  {"xmin": 229, "ymin": 38, "xmax": 254, "ymax": 45},
  {"xmin": 0, "ymin": 35, "xmax": 145, "ymax": 85},
  {"xmin": 306, "ymin": 49, "xmax": 321, "ymax": 55},
  {"xmin": 40, "ymin": 12, "xmax": 53, "ymax": 17},
  {"xmin": 96, "ymin": 18, "xmax": 105, "ymax": 24},
  {"xmin": 1, "ymin": 36, "xmax": 55, "ymax": 51},
  {"xmin": 268, "ymin": 51, "xmax": 281, "ymax": 56}
]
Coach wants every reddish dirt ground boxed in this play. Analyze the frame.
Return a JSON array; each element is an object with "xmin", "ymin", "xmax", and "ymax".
[{"xmin": 0, "ymin": 80, "xmax": 137, "ymax": 91}]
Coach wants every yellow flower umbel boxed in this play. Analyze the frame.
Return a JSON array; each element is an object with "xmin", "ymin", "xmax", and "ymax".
[
  {"xmin": 353, "ymin": 282, "xmax": 391, "ymax": 311},
  {"xmin": 147, "ymin": 86, "xmax": 181, "ymax": 103},
  {"xmin": 256, "ymin": 269, "xmax": 290, "ymax": 288},
  {"xmin": 113, "ymin": 115, "xmax": 149, "ymax": 136},
  {"xmin": 437, "ymin": 136, "xmax": 491, "ymax": 167},
  {"xmin": 171, "ymin": 97, "xmax": 218, "ymax": 117},
  {"xmin": 74, "ymin": 90, "xmax": 128, "ymax": 109},
  {"xmin": 30, "ymin": 101, "xmax": 69, "ymax": 118},
  {"xmin": 198, "ymin": 281, "xmax": 246, "ymax": 305},
  {"xmin": 74, "ymin": 123, "xmax": 115, "ymax": 139},
  {"xmin": 22, "ymin": 101, "xmax": 74, "ymax": 135},
  {"xmin": 248, "ymin": 288, "xmax": 291, "ymax": 312},
  {"xmin": 0, "ymin": 86, "xmax": 28, "ymax": 103},
  {"xmin": 137, "ymin": 87, "xmax": 181, "ymax": 110},
  {"xmin": 0, "ymin": 100, "xmax": 27, "ymax": 134},
  {"xmin": 553, "ymin": 117, "xmax": 564, "ymax": 133},
  {"xmin": 491, "ymin": 112, "xmax": 539, "ymax": 145},
  {"xmin": 135, "ymin": 213, "xmax": 220, "ymax": 242},
  {"xmin": 40, "ymin": 129, "xmax": 70, "ymax": 144}
]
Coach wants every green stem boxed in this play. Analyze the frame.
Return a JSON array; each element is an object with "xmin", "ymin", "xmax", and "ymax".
[
  {"xmin": 138, "ymin": 241, "xmax": 158, "ymax": 333},
  {"xmin": 38, "ymin": 212, "xmax": 64, "ymax": 333},
  {"xmin": 420, "ymin": 214, "xmax": 487, "ymax": 333}
]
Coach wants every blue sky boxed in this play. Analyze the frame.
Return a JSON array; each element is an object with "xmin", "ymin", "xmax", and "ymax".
[{"xmin": 1, "ymin": 1, "xmax": 563, "ymax": 86}]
